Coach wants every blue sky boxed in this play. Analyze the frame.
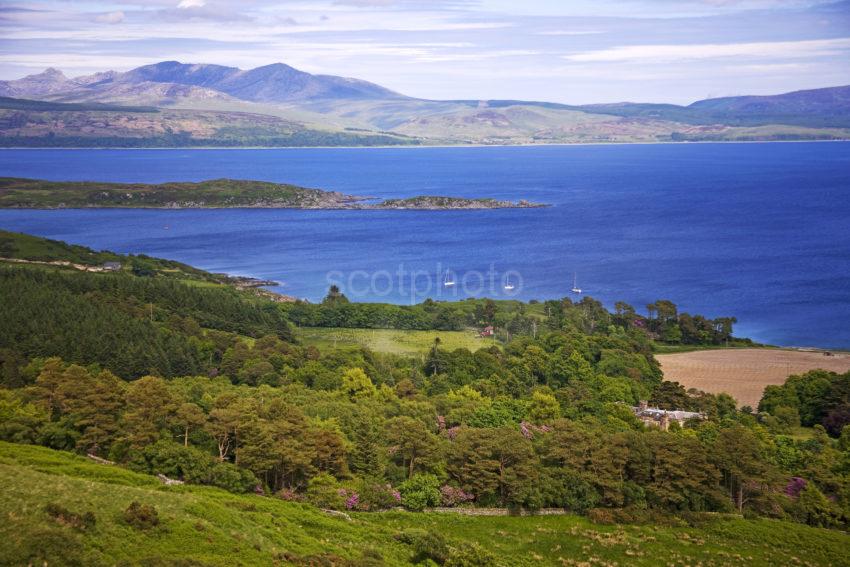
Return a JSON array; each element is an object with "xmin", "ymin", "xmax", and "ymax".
[{"xmin": 1, "ymin": 0, "xmax": 849, "ymax": 103}]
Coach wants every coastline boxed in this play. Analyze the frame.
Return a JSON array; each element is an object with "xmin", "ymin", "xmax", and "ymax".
[
  {"xmin": 0, "ymin": 205, "xmax": 548, "ymax": 211},
  {"xmin": 0, "ymin": 178, "xmax": 548, "ymax": 210},
  {"xmin": 1, "ymin": 139, "xmax": 848, "ymax": 151}
]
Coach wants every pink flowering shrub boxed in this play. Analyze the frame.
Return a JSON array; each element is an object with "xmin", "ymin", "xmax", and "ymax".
[
  {"xmin": 345, "ymin": 492, "xmax": 360, "ymax": 510},
  {"xmin": 275, "ymin": 487, "xmax": 302, "ymax": 502},
  {"xmin": 519, "ymin": 420, "xmax": 551, "ymax": 439},
  {"xmin": 343, "ymin": 481, "xmax": 400, "ymax": 511},
  {"xmin": 785, "ymin": 477, "xmax": 807, "ymax": 499},
  {"xmin": 335, "ymin": 488, "xmax": 361, "ymax": 510},
  {"xmin": 440, "ymin": 485, "xmax": 474, "ymax": 507}
]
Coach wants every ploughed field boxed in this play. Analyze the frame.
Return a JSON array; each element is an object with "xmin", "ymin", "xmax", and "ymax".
[{"xmin": 657, "ymin": 348, "xmax": 850, "ymax": 408}]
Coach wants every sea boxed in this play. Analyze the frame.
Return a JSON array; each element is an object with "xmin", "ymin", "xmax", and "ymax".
[{"xmin": 1, "ymin": 142, "xmax": 848, "ymax": 348}]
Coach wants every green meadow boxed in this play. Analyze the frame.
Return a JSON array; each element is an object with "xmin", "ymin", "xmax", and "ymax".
[
  {"xmin": 295, "ymin": 326, "xmax": 494, "ymax": 356},
  {"xmin": 2, "ymin": 442, "xmax": 847, "ymax": 567}
]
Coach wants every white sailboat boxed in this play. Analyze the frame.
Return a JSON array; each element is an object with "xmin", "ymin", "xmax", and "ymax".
[
  {"xmin": 570, "ymin": 272, "xmax": 582, "ymax": 294},
  {"xmin": 504, "ymin": 276, "xmax": 515, "ymax": 291},
  {"xmin": 443, "ymin": 269, "xmax": 456, "ymax": 287}
]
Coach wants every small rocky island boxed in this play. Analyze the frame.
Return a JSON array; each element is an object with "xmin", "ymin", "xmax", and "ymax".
[
  {"xmin": 0, "ymin": 177, "xmax": 547, "ymax": 209},
  {"xmin": 367, "ymin": 196, "xmax": 545, "ymax": 210}
]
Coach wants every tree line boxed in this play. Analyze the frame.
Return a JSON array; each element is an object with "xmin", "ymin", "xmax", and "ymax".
[
  {"xmin": 287, "ymin": 289, "xmax": 745, "ymax": 347},
  {"xmin": 1, "ymin": 341, "xmax": 848, "ymax": 529}
]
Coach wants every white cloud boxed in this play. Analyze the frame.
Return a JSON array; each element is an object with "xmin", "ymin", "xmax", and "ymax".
[
  {"xmin": 413, "ymin": 49, "xmax": 540, "ymax": 63},
  {"xmin": 536, "ymin": 30, "xmax": 604, "ymax": 36},
  {"xmin": 564, "ymin": 37, "xmax": 850, "ymax": 63},
  {"xmin": 177, "ymin": 0, "xmax": 206, "ymax": 8},
  {"xmin": 2, "ymin": 0, "xmax": 849, "ymax": 103},
  {"xmin": 95, "ymin": 11, "xmax": 125, "ymax": 24}
]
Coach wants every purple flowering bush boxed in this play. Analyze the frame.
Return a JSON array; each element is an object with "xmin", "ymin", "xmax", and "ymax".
[
  {"xmin": 440, "ymin": 485, "xmax": 474, "ymax": 507},
  {"xmin": 353, "ymin": 480, "xmax": 400, "ymax": 511},
  {"xmin": 519, "ymin": 420, "xmax": 551, "ymax": 439},
  {"xmin": 785, "ymin": 477, "xmax": 807, "ymax": 499},
  {"xmin": 300, "ymin": 474, "xmax": 405, "ymax": 512},
  {"xmin": 339, "ymin": 489, "xmax": 360, "ymax": 510},
  {"xmin": 275, "ymin": 487, "xmax": 302, "ymax": 502}
]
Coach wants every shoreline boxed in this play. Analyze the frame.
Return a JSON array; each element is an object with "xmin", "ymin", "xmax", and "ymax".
[
  {"xmin": 0, "ymin": 178, "xmax": 548, "ymax": 210},
  {"xmin": 2, "ymin": 252, "xmax": 844, "ymax": 351},
  {"xmin": 0, "ymin": 139, "xmax": 848, "ymax": 151},
  {"xmin": 0, "ymin": 203, "xmax": 549, "ymax": 211}
]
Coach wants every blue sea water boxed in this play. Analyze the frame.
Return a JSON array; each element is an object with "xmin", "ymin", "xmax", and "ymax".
[{"xmin": 0, "ymin": 143, "xmax": 849, "ymax": 348}]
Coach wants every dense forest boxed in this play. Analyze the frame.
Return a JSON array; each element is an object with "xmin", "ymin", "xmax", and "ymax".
[{"xmin": 0, "ymin": 234, "xmax": 849, "ymax": 538}]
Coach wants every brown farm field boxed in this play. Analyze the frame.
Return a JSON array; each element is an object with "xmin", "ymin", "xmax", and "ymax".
[{"xmin": 657, "ymin": 348, "xmax": 850, "ymax": 408}]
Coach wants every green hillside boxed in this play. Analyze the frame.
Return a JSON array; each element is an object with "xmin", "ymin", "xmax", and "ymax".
[
  {"xmin": 0, "ymin": 177, "xmax": 358, "ymax": 209},
  {"xmin": 2, "ymin": 231, "xmax": 850, "ymax": 567},
  {"xmin": 0, "ymin": 99, "xmax": 418, "ymax": 148},
  {"xmin": 2, "ymin": 442, "xmax": 848, "ymax": 567},
  {"xmin": 0, "ymin": 229, "xmax": 210, "ymax": 278},
  {"xmin": 0, "ymin": 230, "xmax": 293, "ymax": 379},
  {"xmin": 0, "ymin": 179, "xmax": 540, "ymax": 210},
  {"xmin": 0, "ymin": 95, "xmax": 158, "ymax": 113}
]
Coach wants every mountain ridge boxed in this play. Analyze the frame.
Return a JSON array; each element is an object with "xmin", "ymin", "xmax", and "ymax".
[
  {"xmin": 1, "ymin": 60, "xmax": 848, "ymax": 146},
  {"xmin": 4, "ymin": 60, "xmax": 847, "ymax": 111},
  {"xmin": 10, "ymin": 60, "xmax": 406, "ymax": 105}
]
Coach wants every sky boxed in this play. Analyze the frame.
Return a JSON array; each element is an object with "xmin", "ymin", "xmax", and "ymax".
[{"xmin": 1, "ymin": 0, "xmax": 849, "ymax": 104}]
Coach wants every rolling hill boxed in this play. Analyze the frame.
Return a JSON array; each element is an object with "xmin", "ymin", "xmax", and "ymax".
[
  {"xmin": 1, "ymin": 61, "xmax": 848, "ymax": 146},
  {"xmin": 2, "ymin": 442, "xmax": 849, "ymax": 567}
]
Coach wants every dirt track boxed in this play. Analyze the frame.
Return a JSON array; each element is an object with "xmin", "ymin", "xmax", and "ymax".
[{"xmin": 656, "ymin": 348, "xmax": 850, "ymax": 408}]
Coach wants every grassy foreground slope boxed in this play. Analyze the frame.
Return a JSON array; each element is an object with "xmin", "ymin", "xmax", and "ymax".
[{"xmin": 2, "ymin": 442, "xmax": 848, "ymax": 567}]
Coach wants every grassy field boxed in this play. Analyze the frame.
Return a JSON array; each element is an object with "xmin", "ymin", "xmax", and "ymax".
[
  {"xmin": 2, "ymin": 442, "xmax": 849, "ymax": 566},
  {"xmin": 657, "ymin": 348, "xmax": 850, "ymax": 408},
  {"xmin": 296, "ymin": 326, "xmax": 496, "ymax": 356}
]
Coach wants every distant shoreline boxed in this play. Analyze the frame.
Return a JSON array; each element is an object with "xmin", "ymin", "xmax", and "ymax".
[
  {"xmin": 0, "ymin": 139, "xmax": 848, "ymax": 151},
  {"xmin": 0, "ymin": 177, "xmax": 547, "ymax": 210}
]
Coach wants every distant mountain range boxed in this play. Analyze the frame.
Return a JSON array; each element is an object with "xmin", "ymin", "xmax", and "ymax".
[
  {"xmin": 0, "ymin": 61, "xmax": 403, "ymax": 105},
  {"xmin": 1, "ymin": 60, "xmax": 848, "ymax": 147}
]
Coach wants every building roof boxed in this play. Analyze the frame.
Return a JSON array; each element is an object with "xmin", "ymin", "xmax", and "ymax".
[{"xmin": 631, "ymin": 405, "xmax": 703, "ymax": 421}]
